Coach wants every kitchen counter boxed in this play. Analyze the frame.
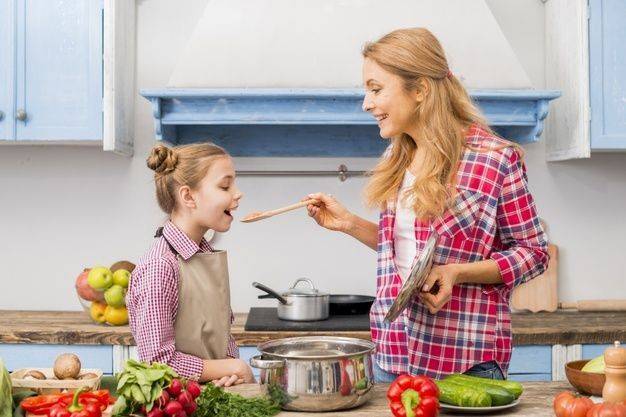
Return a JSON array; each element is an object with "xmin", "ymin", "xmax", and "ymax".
[
  {"xmin": 0, "ymin": 309, "xmax": 625, "ymax": 346},
  {"xmin": 226, "ymin": 381, "xmax": 571, "ymax": 416}
]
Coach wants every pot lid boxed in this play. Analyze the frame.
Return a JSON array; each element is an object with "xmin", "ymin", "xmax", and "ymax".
[
  {"xmin": 258, "ymin": 336, "xmax": 375, "ymax": 359},
  {"xmin": 284, "ymin": 278, "xmax": 327, "ymax": 297}
]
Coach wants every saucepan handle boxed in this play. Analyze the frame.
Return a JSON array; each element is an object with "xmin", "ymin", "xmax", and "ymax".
[
  {"xmin": 250, "ymin": 355, "xmax": 285, "ymax": 370},
  {"xmin": 252, "ymin": 281, "xmax": 288, "ymax": 305}
]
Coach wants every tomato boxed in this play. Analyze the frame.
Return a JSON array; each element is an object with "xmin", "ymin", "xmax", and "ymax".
[
  {"xmin": 553, "ymin": 391, "xmax": 595, "ymax": 417},
  {"xmin": 586, "ymin": 402, "xmax": 626, "ymax": 417}
]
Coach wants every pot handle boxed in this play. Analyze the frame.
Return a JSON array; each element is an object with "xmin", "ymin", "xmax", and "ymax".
[
  {"xmin": 250, "ymin": 355, "xmax": 285, "ymax": 369},
  {"xmin": 252, "ymin": 282, "xmax": 288, "ymax": 305}
]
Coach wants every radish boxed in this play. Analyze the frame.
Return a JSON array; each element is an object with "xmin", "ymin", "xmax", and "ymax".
[
  {"xmin": 185, "ymin": 381, "xmax": 201, "ymax": 399},
  {"xmin": 183, "ymin": 401, "xmax": 197, "ymax": 416},
  {"xmin": 163, "ymin": 401, "xmax": 182, "ymax": 416},
  {"xmin": 177, "ymin": 391, "xmax": 193, "ymax": 407},
  {"xmin": 157, "ymin": 390, "xmax": 170, "ymax": 408},
  {"xmin": 167, "ymin": 379, "xmax": 183, "ymax": 396},
  {"xmin": 147, "ymin": 408, "xmax": 164, "ymax": 417}
]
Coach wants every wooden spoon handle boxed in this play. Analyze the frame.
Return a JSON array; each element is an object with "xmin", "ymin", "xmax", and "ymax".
[{"xmin": 265, "ymin": 199, "xmax": 317, "ymax": 217}]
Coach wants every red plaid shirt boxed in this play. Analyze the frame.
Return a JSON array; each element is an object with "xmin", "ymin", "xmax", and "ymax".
[
  {"xmin": 127, "ymin": 221, "xmax": 239, "ymax": 379},
  {"xmin": 370, "ymin": 124, "xmax": 548, "ymax": 379}
]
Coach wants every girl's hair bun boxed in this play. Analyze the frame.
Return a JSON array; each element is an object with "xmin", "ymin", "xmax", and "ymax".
[{"xmin": 147, "ymin": 145, "xmax": 179, "ymax": 175}]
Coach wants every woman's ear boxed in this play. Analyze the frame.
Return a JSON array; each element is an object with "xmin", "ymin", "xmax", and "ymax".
[
  {"xmin": 415, "ymin": 78, "xmax": 429, "ymax": 103},
  {"xmin": 178, "ymin": 185, "xmax": 197, "ymax": 209}
]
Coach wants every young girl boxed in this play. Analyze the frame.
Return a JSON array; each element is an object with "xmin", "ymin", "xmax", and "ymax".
[
  {"xmin": 128, "ymin": 143, "xmax": 254, "ymax": 386},
  {"xmin": 306, "ymin": 28, "xmax": 548, "ymax": 381}
]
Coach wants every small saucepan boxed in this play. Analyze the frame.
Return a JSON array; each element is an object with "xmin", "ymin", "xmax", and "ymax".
[{"xmin": 253, "ymin": 278, "xmax": 329, "ymax": 321}]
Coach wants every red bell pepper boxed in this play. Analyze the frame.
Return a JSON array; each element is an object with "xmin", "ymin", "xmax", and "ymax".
[
  {"xmin": 21, "ymin": 395, "xmax": 66, "ymax": 415},
  {"xmin": 48, "ymin": 388, "xmax": 102, "ymax": 417},
  {"xmin": 387, "ymin": 374, "xmax": 440, "ymax": 417}
]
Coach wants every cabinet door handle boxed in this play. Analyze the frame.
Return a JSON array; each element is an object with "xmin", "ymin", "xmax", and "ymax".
[{"xmin": 16, "ymin": 109, "xmax": 27, "ymax": 121}]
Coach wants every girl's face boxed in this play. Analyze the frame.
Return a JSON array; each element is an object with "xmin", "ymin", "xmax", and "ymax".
[
  {"xmin": 191, "ymin": 156, "xmax": 242, "ymax": 233},
  {"xmin": 362, "ymin": 58, "xmax": 422, "ymax": 139}
]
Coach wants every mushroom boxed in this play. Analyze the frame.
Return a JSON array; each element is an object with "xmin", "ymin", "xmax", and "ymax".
[
  {"xmin": 23, "ymin": 370, "xmax": 47, "ymax": 380},
  {"xmin": 53, "ymin": 353, "xmax": 82, "ymax": 380},
  {"xmin": 78, "ymin": 373, "xmax": 99, "ymax": 380}
]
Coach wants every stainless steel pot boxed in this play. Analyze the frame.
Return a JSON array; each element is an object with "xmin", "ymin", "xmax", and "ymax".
[
  {"xmin": 250, "ymin": 336, "xmax": 376, "ymax": 411},
  {"xmin": 253, "ymin": 278, "xmax": 329, "ymax": 321}
]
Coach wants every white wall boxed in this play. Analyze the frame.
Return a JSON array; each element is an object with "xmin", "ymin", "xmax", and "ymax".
[{"xmin": 1, "ymin": 0, "xmax": 624, "ymax": 312}]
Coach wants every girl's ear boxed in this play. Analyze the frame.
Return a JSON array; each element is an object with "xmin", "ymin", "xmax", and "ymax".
[{"xmin": 178, "ymin": 185, "xmax": 197, "ymax": 209}]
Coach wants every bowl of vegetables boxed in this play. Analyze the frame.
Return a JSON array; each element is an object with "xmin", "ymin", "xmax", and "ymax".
[{"xmin": 565, "ymin": 359, "xmax": 606, "ymax": 396}]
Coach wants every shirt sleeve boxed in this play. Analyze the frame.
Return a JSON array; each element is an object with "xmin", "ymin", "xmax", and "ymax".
[
  {"xmin": 132, "ymin": 258, "xmax": 204, "ymax": 378},
  {"xmin": 489, "ymin": 149, "xmax": 549, "ymax": 290}
]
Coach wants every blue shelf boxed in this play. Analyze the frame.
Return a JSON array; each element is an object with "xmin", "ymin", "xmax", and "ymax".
[{"xmin": 141, "ymin": 88, "xmax": 560, "ymax": 157}]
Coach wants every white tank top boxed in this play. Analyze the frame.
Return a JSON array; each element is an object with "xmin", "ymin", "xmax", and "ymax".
[{"xmin": 394, "ymin": 170, "xmax": 417, "ymax": 281}]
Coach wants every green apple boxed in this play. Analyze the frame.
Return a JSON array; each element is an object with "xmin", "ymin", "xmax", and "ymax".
[
  {"xmin": 112, "ymin": 269, "xmax": 131, "ymax": 288},
  {"xmin": 581, "ymin": 355, "xmax": 605, "ymax": 373},
  {"xmin": 87, "ymin": 267, "xmax": 114, "ymax": 290},
  {"xmin": 104, "ymin": 284, "xmax": 126, "ymax": 308}
]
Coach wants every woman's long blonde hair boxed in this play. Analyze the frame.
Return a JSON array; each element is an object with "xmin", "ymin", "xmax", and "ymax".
[{"xmin": 363, "ymin": 28, "xmax": 513, "ymax": 219}]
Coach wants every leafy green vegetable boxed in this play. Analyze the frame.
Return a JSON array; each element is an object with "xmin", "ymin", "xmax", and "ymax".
[
  {"xmin": 113, "ymin": 360, "xmax": 178, "ymax": 416},
  {"xmin": 0, "ymin": 357, "xmax": 13, "ymax": 417},
  {"xmin": 195, "ymin": 383, "xmax": 282, "ymax": 417}
]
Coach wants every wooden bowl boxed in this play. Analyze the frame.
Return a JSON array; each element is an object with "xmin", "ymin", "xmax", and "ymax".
[{"xmin": 565, "ymin": 360, "xmax": 605, "ymax": 396}]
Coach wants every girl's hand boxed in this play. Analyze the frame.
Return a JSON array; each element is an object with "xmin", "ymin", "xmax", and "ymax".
[
  {"xmin": 419, "ymin": 264, "xmax": 460, "ymax": 314},
  {"xmin": 211, "ymin": 374, "xmax": 241, "ymax": 387},
  {"xmin": 304, "ymin": 193, "xmax": 353, "ymax": 232}
]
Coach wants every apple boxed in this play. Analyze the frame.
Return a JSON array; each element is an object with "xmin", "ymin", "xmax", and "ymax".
[
  {"xmin": 90, "ymin": 301, "xmax": 107, "ymax": 323},
  {"xmin": 104, "ymin": 284, "xmax": 126, "ymax": 308},
  {"xmin": 87, "ymin": 267, "xmax": 113, "ymax": 290},
  {"xmin": 104, "ymin": 305, "xmax": 128, "ymax": 326},
  {"xmin": 75, "ymin": 269, "xmax": 105, "ymax": 302},
  {"xmin": 112, "ymin": 269, "xmax": 131, "ymax": 288}
]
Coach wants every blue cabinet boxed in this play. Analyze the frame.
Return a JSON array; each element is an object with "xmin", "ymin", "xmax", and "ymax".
[
  {"xmin": 582, "ymin": 344, "xmax": 612, "ymax": 359},
  {"xmin": 0, "ymin": 0, "xmax": 103, "ymax": 142},
  {"xmin": 0, "ymin": 0, "xmax": 13, "ymax": 140},
  {"xmin": 589, "ymin": 0, "xmax": 626, "ymax": 150},
  {"xmin": 0, "ymin": 344, "xmax": 113, "ymax": 375},
  {"xmin": 508, "ymin": 345, "xmax": 552, "ymax": 382}
]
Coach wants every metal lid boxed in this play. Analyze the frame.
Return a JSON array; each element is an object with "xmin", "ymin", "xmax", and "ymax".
[
  {"xmin": 257, "ymin": 336, "xmax": 375, "ymax": 359},
  {"xmin": 284, "ymin": 278, "xmax": 328, "ymax": 297},
  {"xmin": 385, "ymin": 231, "xmax": 438, "ymax": 323}
]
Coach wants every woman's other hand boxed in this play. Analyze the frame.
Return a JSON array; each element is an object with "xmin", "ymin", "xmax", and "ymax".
[
  {"xmin": 304, "ymin": 193, "xmax": 353, "ymax": 232},
  {"xmin": 419, "ymin": 264, "xmax": 460, "ymax": 314}
]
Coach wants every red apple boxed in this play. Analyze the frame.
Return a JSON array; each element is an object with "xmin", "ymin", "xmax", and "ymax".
[{"xmin": 76, "ymin": 269, "xmax": 105, "ymax": 302}]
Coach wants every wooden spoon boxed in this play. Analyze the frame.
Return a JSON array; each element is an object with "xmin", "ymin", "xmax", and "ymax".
[{"xmin": 241, "ymin": 199, "xmax": 317, "ymax": 223}]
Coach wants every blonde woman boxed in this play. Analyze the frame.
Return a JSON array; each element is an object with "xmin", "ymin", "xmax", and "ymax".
[{"xmin": 306, "ymin": 28, "xmax": 548, "ymax": 382}]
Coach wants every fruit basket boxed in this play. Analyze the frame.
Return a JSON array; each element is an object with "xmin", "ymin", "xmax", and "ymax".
[
  {"xmin": 74, "ymin": 261, "xmax": 134, "ymax": 326},
  {"xmin": 11, "ymin": 367, "xmax": 103, "ymax": 394},
  {"xmin": 565, "ymin": 360, "xmax": 606, "ymax": 396}
]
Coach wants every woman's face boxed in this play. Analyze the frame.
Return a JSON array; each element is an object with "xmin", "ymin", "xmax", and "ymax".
[
  {"xmin": 362, "ymin": 58, "xmax": 421, "ymax": 139},
  {"xmin": 192, "ymin": 156, "xmax": 242, "ymax": 233}
]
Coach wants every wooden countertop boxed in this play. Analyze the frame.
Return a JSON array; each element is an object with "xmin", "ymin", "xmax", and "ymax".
[
  {"xmin": 1, "ymin": 309, "xmax": 625, "ymax": 346},
  {"xmin": 226, "ymin": 381, "xmax": 572, "ymax": 416}
]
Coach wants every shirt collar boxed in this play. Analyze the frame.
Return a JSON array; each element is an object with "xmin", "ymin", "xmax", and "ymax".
[{"xmin": 162, "ymin": 220, "xmax": 212, "ymax": 260}]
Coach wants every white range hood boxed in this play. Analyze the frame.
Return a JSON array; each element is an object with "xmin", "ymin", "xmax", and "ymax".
[
  {"xmin": 141, "ymin": 0, "xmax": 559, "ymax": 161},
  {"xmin": 168, "ymin": 0, "xmax": 532, "ymax": 89}
]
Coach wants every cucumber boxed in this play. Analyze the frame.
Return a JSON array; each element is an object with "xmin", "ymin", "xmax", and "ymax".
[
  {"xmin": 435, "ymin": 380, "xmax": 492, "ymax": 408},
  {"xmin": 445, "ymin": 373, "xmax": 523, "ymax": 399},
  {"xmin": 444, "ymin": 375, "xmax": 515, "ymax": 406}
]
